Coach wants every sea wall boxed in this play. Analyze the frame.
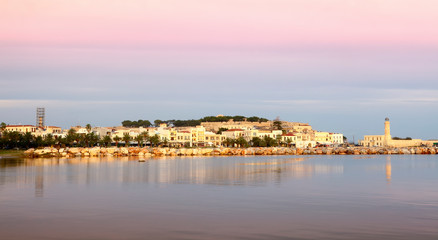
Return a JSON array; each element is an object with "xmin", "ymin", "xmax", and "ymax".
[{"xmin": 23, "ymin": 146, "xmax": 438, "ymax": 158}]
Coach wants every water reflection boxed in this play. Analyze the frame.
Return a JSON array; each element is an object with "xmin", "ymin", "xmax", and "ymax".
[
  {"xmin": 35, "ymin": 164, "xmax": 44, "ymax": 197},
  {"xmin": 386, "ymin": 156, "xmax": 392, "ymax": 183},
  {"xmin": 1, "ymin": 155, "xmax": 438, "ymax": 240},
  {"xmin": 0, "ymin": 156, "xmax": 343, "ymax": 191}
]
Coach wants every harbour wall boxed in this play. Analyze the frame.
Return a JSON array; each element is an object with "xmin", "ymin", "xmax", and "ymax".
[{"xmin": 24, "ymin": 146, "xmax": 438, "ymax": 158}]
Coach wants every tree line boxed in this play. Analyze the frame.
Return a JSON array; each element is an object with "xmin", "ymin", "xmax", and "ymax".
[
  {"xmin": 0, "ymin": 129, "xmax": 164, "ymax": 150},
  {"xmin": 223, "ymin": 136, "xmax": 292, "ymax": 148},
  {"xmin": 121, "ymin": 115, "xmax": 270, "ymax": 128}
]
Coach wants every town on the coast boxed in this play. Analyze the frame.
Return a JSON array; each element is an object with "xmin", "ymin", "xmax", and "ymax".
[{"xmin": 1, "ymin": 108, "xmax": 438, "ymax": 157}]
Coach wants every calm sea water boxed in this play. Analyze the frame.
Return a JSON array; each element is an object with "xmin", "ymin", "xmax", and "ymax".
[{"xmin": 1, "ymin": 155, "xmax": 438, "ymax": 240}]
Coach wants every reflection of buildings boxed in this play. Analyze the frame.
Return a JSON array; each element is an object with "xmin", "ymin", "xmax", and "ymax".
[
  {"xmin": 0, "ymin": 157, "xmax": 344, "ymax": 190},
  {"xmin": 35, "ymin": 164, "xmax": 44, "ymax": 197}
]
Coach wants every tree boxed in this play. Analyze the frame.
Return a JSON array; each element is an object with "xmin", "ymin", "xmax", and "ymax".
[
  {"xmin": 162, "ymin": 137, "xmax": 169, "ymax": 147},
  {"xmin": 286, "ymin": 138, "xmax": 292, "ymax": 147},
  {"xmin": 113, "ymin": 135, "xmax": 121, "ymax": 147},
  {"xmin": 22, "ymin": 132, "xmax": 34, "ymax": 149},
  {"xmin": 122, "ymin": 120, "xmax": 133, "ymax": 127},
  {"xmin": 86, "ymin": 124, "xmax": 92, "ymax": 133},
  {"xmin": 135, "ymin": 135, "xmax": 144, "ymax": 147},
  {"xmin": 86, "ymin": 132, "xmax": 99, "ymax": 147},
  {"xmin": 149, "ymin": 134, "xmax": 160, "ymax": 147},
  {"xmin": 44, "ymin": 134, "xmax": 55, "ymax": 147},
  {"xmin": 223, "ymin": 138, "xmax": 234, "ymax": 147},
  {"xmin": 34, "ymin": 136, "xmax": 44, "ymax": 148},
  {"xmin": 3, "ymin": 131, "xmax": 21, "ymax": 149},
  {"xmin": 273, "ymin": 116, "xmax": 283, "ymax": 130},
  {"xmin": 263, "ymin": 135, "xmax": 278, "ymax": 147},
  {"xmin": 66, "ymin": 129, "xmax": 78, "ymax": 147},
  {"xmin": 103, "ymin": 135, "xmax": 112, "ymax": 147},
  {"xmin": 0, "ymin": 122, "xmax": 6, "ymax": 132},
  {"xmin": 251, "ymin": 137, "xmax": 262, "ymax": 147},
  {"xmin": 122, "ymin": 133, "xmax": 131, "ymax": 147},
  {"xmin": 140, "ymin": 131, "xmax": 149, "ymax": 146},
  {"xmin": 216, "ymin": 127, "xmax": 228, "ymax": 134},
  {"xmin": 138, "ymin": 119, "xmax": 152, "ymax": 127},
  {"xmin": 276, "ymin": 135, "xmax": 282, "ymax": 146},
  {"xmin": 122, "ymin": 120, "xmax": 152, "ymax": 128},
  {"xmin": 236, "ymin": 136, "xmax": 248, "ymax": 148},
  {"xmin": 154, "ymin": 119, "xmax": 164, "ymax": 127}
]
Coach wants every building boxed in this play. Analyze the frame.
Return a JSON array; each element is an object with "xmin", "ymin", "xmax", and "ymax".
[
  {"xmin": 281, "ymin": 133, "xmax": 297, "ymax": 146},
  {"xmin": 5, "ymin": 125, "xmax": 38, "ymax": 133}
]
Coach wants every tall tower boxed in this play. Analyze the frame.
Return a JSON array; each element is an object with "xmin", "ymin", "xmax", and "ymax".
[
  {"xmin": 36, "ymin": 108, "xmax": 45, "ymax": 128},
  {"xmin": 384, "ymin": 117, "xmax": 391, "ymax": 146}
]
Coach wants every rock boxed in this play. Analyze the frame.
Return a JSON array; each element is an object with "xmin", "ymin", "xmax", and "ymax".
[
  {"xmin": 24, "ymin": 148, "xmax": 35, "ymax": 157},
  {"xmin": 120, "ymin": 147, "xmax": 129, "ymax": 155},
  {"xmin": 89, "ymin": 147, "xmax": 100, "ymax": 156},
  {"xmin": 68, "ymin": 148, "xmax": 80, "ymax": 155},
  {"xmin": 107, "ymin": 148, "xmax": 116, "ymax": 154}
]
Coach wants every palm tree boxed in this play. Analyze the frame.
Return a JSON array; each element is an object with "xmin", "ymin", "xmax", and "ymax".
[
  {"xmin": 44, "ymin": 134, "xmax": 55, "ymax": 147},
  {"xmin": 122, "ymin": 133, "xmax": 131, "ymax": 147},
  {"xmin": 103, "ymin": 135, "xmax": 112, "ymax": 147},
  {"xmin": 113, "ymin": 135, "xmax": 121, "ymax": 147},
  {"xmin": 87, "ymin": 132, "xmax": 99, "ymax": 147},
  {"xmin": 22, "ymin": 132, "xmax": 34, "ymax": 149},
  {"xmin": 141, "ymin": 131, "xmax": 149, "ymax": 144},
  {"xmin": 135, "ymin": 135, "xmax": 144, "ymax": 147},
  {"xmin": 66, "ymin": 129, "xmax": 77, "ymax": 147},
  {"xmin": 162, "ymin": 137, "xmax": 169, "ymax": 147},
  {"xmin": 149, "ymin": 134, "xmax": 160, "ymax": 147}
]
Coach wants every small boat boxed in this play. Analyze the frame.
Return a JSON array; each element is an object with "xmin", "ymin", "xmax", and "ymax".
[{"xmin": 138, "ymin": 159, "xmax": 146, "ymax": 162}]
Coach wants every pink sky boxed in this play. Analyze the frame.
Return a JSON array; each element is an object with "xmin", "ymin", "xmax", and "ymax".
[{"xmin": 2, "ymin": 0, "xmax": 438, "ymax": 48}]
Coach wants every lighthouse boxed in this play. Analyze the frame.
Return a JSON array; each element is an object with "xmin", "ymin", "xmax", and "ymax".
[{"xmin": 384, "ymin": 117, "xmax": 391, "ymax": 146}]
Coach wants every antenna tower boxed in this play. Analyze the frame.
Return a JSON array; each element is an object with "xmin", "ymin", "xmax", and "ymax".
[{"xmin": 36, "ymin": 107, "xmax": 45, "ymax": 128}]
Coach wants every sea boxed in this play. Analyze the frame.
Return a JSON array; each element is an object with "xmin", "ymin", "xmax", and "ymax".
[{"xmin": 1, "ymin": 155, "xmax": 437, "ymax": 240}]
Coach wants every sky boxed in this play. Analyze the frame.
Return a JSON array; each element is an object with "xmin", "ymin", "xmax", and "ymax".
[{"xmin": 1, "ymin": 0, "xmax": 438, "ymax": 141}]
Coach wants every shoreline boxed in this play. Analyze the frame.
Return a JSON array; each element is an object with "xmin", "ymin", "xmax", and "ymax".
[{"xmin": 23, "ymin": 146, "xmax": 438, "ymax": 158}]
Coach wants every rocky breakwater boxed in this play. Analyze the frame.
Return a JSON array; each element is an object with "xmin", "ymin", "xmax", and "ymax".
[{"xmin": 23, "ymin": 146, "xmax": 438, "ymax": 158}]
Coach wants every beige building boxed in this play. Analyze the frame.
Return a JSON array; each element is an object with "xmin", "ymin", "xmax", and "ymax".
[
  {"xmin": 257, "ymin": 130, "xmax": 283, "ymax": 139},
  {"xmin": 5, "ymin": 125, "xmax": 38, "ymax": 133},
  {"xmin": 45, "ymin": 126, "xmax": 62, "ymax": 134},
  {"xmin": 315, "ymin": 131, "xmax": 331, "ymax": 144},
  {"xmin": 281, "ymin": 133, "xmax": 297, "ymax": 145},
  {"xmin": 330, "ymin": 133, "xmax": 344, "ymax": 144},
  {"xmin": 205, "ymin": 132, "xmax": 226, "ymax": 147},
  {"xmin": 222, "ymin": 129, "xmax": 245, "ymax": 139},
  {"xmin": 360, "ymin": 135, "xmax": 385, "ymax": 147},
  {"xmin": 5, "ymin": 125, "xmax": 64, "ymax": 137}
]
